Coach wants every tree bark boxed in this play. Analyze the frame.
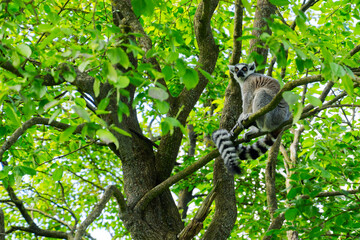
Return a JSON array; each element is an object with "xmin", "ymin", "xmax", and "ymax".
[
  {"xmin": 250, "ymin": 0, "xmax": 276, "ymax": 72},
  {"xmin": 203, "ymin": 1, "xmax": 243, "ymax": 239},
  {"xmin": 0, "ymin": 208, "xmax": 4, "ymax": 240}
]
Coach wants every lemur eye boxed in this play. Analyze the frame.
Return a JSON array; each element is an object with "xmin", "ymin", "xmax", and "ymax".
[
  {"xmin": 242, "ymin": 67, "xmax": 248, "ymax": 71},
  {"xmin": 235, "ymin": 67, "xmax": 239, "ymax": 73}
]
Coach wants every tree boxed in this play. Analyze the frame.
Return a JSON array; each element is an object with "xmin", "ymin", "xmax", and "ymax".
[{"xmin": 0, "ymin": 0, "xmax": 360, "ymax": 239}]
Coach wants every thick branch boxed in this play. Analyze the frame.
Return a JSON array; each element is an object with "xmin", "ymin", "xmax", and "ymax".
[
  {"xmin": 0, "ymin": 60, "xmax": 23, "ymax": 77},
  {"xmin": 74, "ymin": 185, "xmax": 127, "ymax": 240},
  {"xmin": 0, "ymin": 208, "xmax": 4, "ymax": 240},
  {"xmin": 350, "ymin": 44, "xmax": 360, "ymax": 57},
  {"xmin": 262, "ymin": 213, "xmax": 285, "ymax": 240},
  {"xmin": 178, "ymin": 186, "xmax": 217, "ymax": 240},
  {"xmin": 229, "ymin": 0, "xmax": 243, "ymax": 65},
  {"xmin": 134, "ymin": 150, "xmax": 219, "ymax": 212},
  {"xmin": 265, "ymin": 132, "xmax": 283, "ymax": 220}
]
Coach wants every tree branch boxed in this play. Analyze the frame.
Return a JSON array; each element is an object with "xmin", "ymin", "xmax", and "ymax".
[
  {"xmin": 301, "ymin": 189, "xmax": 360, "ymax": 199},
  {"xmin": 0, "ymin": 208, "xmax": 4, "ymax": 240},
  {"xmin": 178, "ymin": 186, "xmax": 217, "ymax": 240},
  {"xmin": 134, "ymin": 150, "xmax": 219, "ymax": 212},
  {"xmin": 265, "ymin": 132, "xmax": 283, "ymax": 220},
  {"xmin": 262, "ymin": 213, "xmax": 285, "ymax": 240},
  {"xmin": 229, "ymin": 0, "xmax": 243, "ymax": 65},
  {"xmin": 5, "ymin": 186, "xmax": 70, "ymax": 239},
  {"xmin": 349, "ymin": 44, "xmax": 360, "ymax": 57},
  {"xmin": 74, "ymin": 185, "xmax": 127, "ymax": 240},
  {"xmin": 0, "ymin": 117, "xmax": 84, "ymax": 165}
]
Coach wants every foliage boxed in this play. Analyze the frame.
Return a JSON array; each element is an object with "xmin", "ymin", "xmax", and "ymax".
[{"xmin": 0, "ymin": 0, "xmax": 359, "ymax": 239}]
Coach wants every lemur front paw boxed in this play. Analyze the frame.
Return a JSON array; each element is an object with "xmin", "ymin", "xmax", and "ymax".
[
  {"xmin": 243, "ymin": 126, "xmax": 260, "ymax": 142},
  {"xmin": 237, "ymin": 113, "xmax": 250, "ymax": 127}
]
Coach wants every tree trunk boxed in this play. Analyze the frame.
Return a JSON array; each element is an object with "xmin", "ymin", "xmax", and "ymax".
[{"xmin": 250, "ymin": 0, "xmax": 276, "ymax": 72}]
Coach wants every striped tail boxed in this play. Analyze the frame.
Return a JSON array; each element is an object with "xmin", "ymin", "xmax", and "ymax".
[
  {"xmin": 212, "ymin": 129, "xmax": 277, "ymax": 174},
  {"xmin": 237, "ymin": 134, "xmax": 276, "ymax": 160},
  {"xmin": 212, "ymin": 129, "xmax": 242, "ymax": 174}
]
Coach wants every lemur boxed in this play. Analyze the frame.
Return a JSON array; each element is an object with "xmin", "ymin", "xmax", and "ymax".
[{"xmin": 212, "ymin": 63, "xmax": 290, "ymax": 174}]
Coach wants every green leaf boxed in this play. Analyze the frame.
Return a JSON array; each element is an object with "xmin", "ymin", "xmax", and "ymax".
[
  {"xmin": 19, "ymin": 166, "xmax": 36, "ymax": 176},
  {"xmin": 105, "ymin": 62, "xmax": 118, "ymax": 83},
  {"xmin": 166, "ymin": 52, "xmax": 179, "ymax": 63},
  {"xmin": 276, "ymin": 45, "xmax": 287, "ymax": 68},
  {"xmin": 11, "ymin": 51, "xmax": 20, "ymax": 67},
  {"xmin": 37, "ymin": 23, "xmax": 54, "ymax": 32},
  {"xmin": 155, "ymin": 100, "xmax": 170, "ymax": 114},
  {"xmin": 341, "ymin": 74, "xmax": 354, "ymax": 97},
  {"xmin": 241, "ymin": 0, "xmax": 251, "ymax": 13},
  {"xmin": 63, "ymin": 71, "xmax": 76, "ymax": 82},
  {"xmin": 78, "ymin": 60, "xmax": 91, "ymax": 72},
  {"xmin": 321, "ymin": 46, "xmax": 332, "ymax": 63},
  {"xmin": 295, "ymin": 58, "xmax": 304, "ymax": 73},
  {"xmin": 131, "ymin": 0, "xmax": 154, "ymax": 17},
  {"xmin": 49, "ymin": 109, "xmax": 61, "ymax": 124},
  {"xmin": 52, "ymin": 167, "xmax": 63, "ymax": 181},
  {"xmin": 16, "ymin": 43, "xmax": 32, "ymax": 58},
  {"xmin": 72, "ymin": 105, "xmax": 91, "ymax": 122},
  {"xmin": 4, "ymin": 103, "xmax": 21, "ymax": 127},
  {"xmin": 307, "ymin": 95, "xmax": 322, "ymax": 107},
  {"xmin": 118, "ymin": 76, "xmax": 130, "ymax": 88},
  {"xmin": 198, "ymin": 68, "xmax": 215, "ymax": 82},
  {"xmin": 111, "ymin": 126, "xmax": 132, "ymax": 137},
  {"xmin": 107, "ymin": 48, "xmax": 130, "ymax": 69},
  {"xmin": 295, "ymin": 48, "xmax": 307, "ymax": 60},
  {"xmin": 44, "ymin": 100, "xmax": 59, "ymax": 112},
  {"xmin": 160, "ymin": 117, "xmax": 186, "ymax": 136},
  {"xmin": 181, "ymin": 68, "xmax": 199, "ymax": 90},
  {"xmin": 269, "ymin": 0, "xmax": 289, "ymax": 6},
  {"xmin": 287, "ymin": 187, "xmax": 300, "ymax": 200},
  {"xmin": 292, "ymin": 102, "xmax": 303, "ymax": 124},
  {"xmin": 162, "ymin": 65, "xmax": 173, "ymax": 81},
  {"xmin": 148, "ymin": 87, "xmax": 169, "ymax": 101},
  {"xmin": 285, "ymin": 208, "xmax": 298, "ymax": 221},
  {"xmin": 59, "ymin": 126, "xmax": 77, "ymax": 143},
  {"xmin": 0, "ymin": 171, "xmax": 8, "ymax": 179},
  {"xmin": 94, "ymin": 78, "xmax": 100, "ymax": 97},
  {"xmin": 96, "ymin": 129, "xmax": 119, "ymax": 149},
  {"xmin": 283, "ymin": 92, "xmax": 299, "ymax": 106},
  {"xmin": 98, "ymin": 98, "xmax": 110, "ymax": 111}
]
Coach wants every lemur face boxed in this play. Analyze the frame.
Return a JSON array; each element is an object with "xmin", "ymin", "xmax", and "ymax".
[{"xmin": 228, "ymin": 63, "xmax": 256, "ymax": 81}]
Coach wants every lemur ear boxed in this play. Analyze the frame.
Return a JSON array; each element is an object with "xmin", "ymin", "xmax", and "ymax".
[
  {"xmin": 228, "ymin": 65, "xmax": 235, "ymax": 74},
  {"xmin": 249, "ymin": 62, "xmax": 256, "ymax": 71}
]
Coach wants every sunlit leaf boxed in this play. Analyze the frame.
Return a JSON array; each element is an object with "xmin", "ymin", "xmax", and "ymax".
[
  {"xmin": 16, "ymin": 43, "xmax": 32, "ymax": 58},
  {"xmin": 148, "ymin": 87, "xmax": 169, "ymax": 101},
  {"xmin": 111, "ymin": 126, "xmax": 132, "ymax": 137},
  {"xmin": 59, "ymin": 126, "xmax": 77, "ymax": 143},
  {"xmin": 180, "ymin": 68, "xmax": 199, "ymax": 90},
  {"xmin": 96, "ymin": 129, "xmax": 119, "ymax": 149},
  {"xmin": 72, "ymin": 105, "xmax": 91, "ymax": 122},
  {"xmin": 52, "ymin": 167, "xmax": 63, "ymax": 181}
]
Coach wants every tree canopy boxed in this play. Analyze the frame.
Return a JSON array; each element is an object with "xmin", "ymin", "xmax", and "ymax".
[{"xmin": 0, "ymin": 0, "xmax": 360, "ymax": 239}]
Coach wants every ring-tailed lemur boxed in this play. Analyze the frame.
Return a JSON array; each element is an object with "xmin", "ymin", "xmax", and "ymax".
[{"xmin": 212, "ymin": 63, "xmax": 290, "ymax": 174}]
